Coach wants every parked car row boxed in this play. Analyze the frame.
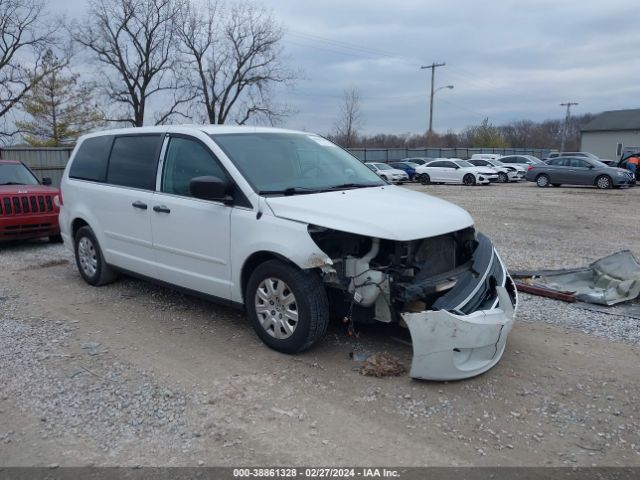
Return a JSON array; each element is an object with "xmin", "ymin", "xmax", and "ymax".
[{"xmin": 366, "ymin": 154, "xmax": 533, "ymax": 187}]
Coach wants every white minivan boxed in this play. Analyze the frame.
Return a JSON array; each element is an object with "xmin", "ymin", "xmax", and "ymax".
[{"xmin": 59, "ymin": 126, "xmax": 517, "ymax": 381}]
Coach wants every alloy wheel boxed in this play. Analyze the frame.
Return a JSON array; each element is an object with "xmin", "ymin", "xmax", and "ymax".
[
  {"xmin": 78, "ymin": 237, "xmax": 98, "ymax": 277},
  {"xmin": 254, "ymin": 277, "xmax": 298, "ymax": 339}
]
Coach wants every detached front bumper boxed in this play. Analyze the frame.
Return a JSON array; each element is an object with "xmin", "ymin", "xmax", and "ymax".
[{"xmin": 399, "ymin": 238, "xmax": 518, "ymax": 381}]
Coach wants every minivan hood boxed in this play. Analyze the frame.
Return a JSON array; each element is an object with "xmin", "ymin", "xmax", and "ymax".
[{"xmin": 265, "ymin": 186, "xmax": 474, "ymax": 241}]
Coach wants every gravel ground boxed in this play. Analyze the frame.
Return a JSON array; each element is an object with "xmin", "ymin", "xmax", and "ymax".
[
  {"xmin": 517, "ymin": 294, "xmax": 640, "ymax": 346},
  {"xmin": 2, "ymin": 181, "xmax": 640, "ymax": 467}
]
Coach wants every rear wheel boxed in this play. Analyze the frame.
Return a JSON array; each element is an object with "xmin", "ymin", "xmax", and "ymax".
[
  {"xmin": 463, "ymin": 174, "xmax": 476, "ymax": 186},
  {"xmin": 419, "ymin": 173, "xmax": 431, "ymax": 185},
  {"xmin": 498, "ymin": 172, "xmax": 509, "ymax": 183},
  {"xmin": 536, "ymin": 174, "xmax": 550, "ymax": 187},
  {"xmin": 74, "ymin": 226, "xmax": 117, "ymax": 286},
  {"xmin": 595, "ymin": 175, "xmax": 612, "ymax": 190},
  {"xmin": 246, "ymin": 260, "xmax": 329, "ymax": 354}
]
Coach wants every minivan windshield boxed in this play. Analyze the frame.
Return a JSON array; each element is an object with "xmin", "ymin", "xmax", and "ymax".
[
  {"xmin": 210, "ymin": 133, "xmax": 384, "ymax": 194},
  {"xmin": 0, "ymin": 163, "xmax": 40, "ymax": 185}
]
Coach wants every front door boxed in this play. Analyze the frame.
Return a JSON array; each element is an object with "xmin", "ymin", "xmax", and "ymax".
[{"xmin": 151, "ymin": 135, "xmax": 233, "ymax": 299}]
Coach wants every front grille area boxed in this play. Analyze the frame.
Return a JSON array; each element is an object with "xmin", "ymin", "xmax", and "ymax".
[{"xmin": 0, "ymin": 194, "xmax": 55, "ymax": 216}]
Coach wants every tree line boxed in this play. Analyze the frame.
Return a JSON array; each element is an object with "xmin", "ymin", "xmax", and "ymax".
[
  {"xmin": 0, "ymin": 0, "xmax": 295, "ymax": 146},
  {"xmin": 329, "ymin": 88, "xmax": 594, "ymax": 151}
]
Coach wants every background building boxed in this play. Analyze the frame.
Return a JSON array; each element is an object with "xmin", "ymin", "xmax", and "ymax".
[{"xmin": 580, "ymin": 108, "xmax": 640, "ymax": 159}]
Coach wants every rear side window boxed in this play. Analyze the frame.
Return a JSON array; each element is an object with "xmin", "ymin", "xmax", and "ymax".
[
  {"xmin": 69, "ymin": 136, "xmax": 113, "ymax": 182},
  {"xmin": 107, "ymin": 135, "xmax": 163, "ymax": 190}
]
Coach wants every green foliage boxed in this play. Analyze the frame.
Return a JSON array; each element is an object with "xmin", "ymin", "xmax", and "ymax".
[
  {"xmin": 463, "ymin": 118, "xmax": 508, "ymax": 148},
  {"xmin": 16, "ymin": 51, "xmax": 104, "ymax": 146}
]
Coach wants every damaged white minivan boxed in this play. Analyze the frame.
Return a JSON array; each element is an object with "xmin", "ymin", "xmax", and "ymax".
[{"xmin": 59, "ymin": 126, "xmax": 517, "ymax": 381}]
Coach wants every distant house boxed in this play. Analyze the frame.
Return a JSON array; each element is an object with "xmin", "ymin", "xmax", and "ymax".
[{"xmin": 580, "ymin": 109, "xmax": 640, "ymax": 159}]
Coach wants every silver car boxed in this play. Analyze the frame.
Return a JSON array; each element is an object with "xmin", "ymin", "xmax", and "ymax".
[
  {"xmin": 525, "ymin": 157, "xmax": 636, "ymax": 189},
  {"xmin": 365, "ymin": 162, "xmax": 409, "ymax": 184}
]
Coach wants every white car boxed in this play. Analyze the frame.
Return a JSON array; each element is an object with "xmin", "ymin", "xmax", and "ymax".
[
  {"xmin": 498, "ymin": 155, "xmax": 544, "ymax": 170},
  {"xmin": 470, "ymin": 153, "xmax": 503, "ymax": 161},
  {"xmin": 59, "ymin": 126, "xmax": 517, "ymax": 381},
  {"xmin": 468, "ymin": 158, "xmax": 526, "ymax": 183},
  {"xmin": 415, "ymin": 158, "xmax": 499, "ymax": 186},
  {"xmin": 365, "ymin": 162, "xmax": 408, "ymax": 183}
]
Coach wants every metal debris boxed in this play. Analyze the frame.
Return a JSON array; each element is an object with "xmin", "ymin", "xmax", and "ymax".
[{"xmin": 512, "ymin": 250, "xmax": 640, "ymax": 306}]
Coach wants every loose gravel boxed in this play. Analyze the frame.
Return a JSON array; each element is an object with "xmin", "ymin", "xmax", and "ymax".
[{"xmin": 517, "ymin": 294, "xmax": 640, "ymax": 346}]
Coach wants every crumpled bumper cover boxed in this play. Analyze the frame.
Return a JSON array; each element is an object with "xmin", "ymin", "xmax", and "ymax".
[{"xmin": 400, "ymin": 243, "xmax": 518, "ymax": 381}]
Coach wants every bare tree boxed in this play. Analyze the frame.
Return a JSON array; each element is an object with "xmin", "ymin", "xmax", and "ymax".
[
  {"xmin": 176, "ymin": 0, "xmax": 296, "ymax": 125},
  {"xmin": 333, "ymin": 88, "xmax": 363, "ymax": 148},
  {"xmin": 72, "ymin": 0, "xmax": 189, "ymax": 127},
  {"xmin": 0, "ymin": 0, "xmax": 61, "ymax": 140}
]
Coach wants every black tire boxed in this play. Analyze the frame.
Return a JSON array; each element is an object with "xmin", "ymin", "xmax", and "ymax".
[
  {"xmin": 551, "ymin": 183, "xmax": 561, "ymax": 188},
  {"xmin": 49, "ymin": 234, "xmax": 63, "ymax": 243},
  {"xmin": 419, "ymin": 173, "xmax": 431, "ymax": 185},
  {"xmin": 595, "ymin": 175, "xmax": 612, "ymax": 190},
  {"xmin": 463, "ymin": 174, "xmax": 476, "ymax": 186},
  {"xmin": 498, "ymin": 172, "xmax": 509, "ymax": 183},
  {"xmin": 74, "ymin": 226, "xmax": 117, "ymax": 286},
  {"xmin": 246, "ymin": 260, "xmax": 329, "ymax": 354},
  {"xmin": 536, "ymin": 174, "xmax": 550, "ymax": 187}
]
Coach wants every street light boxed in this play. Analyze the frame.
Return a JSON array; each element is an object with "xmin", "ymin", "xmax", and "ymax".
[{"xmin": 429, "ymin": 85, "xmax": 454, "ymax": 135}]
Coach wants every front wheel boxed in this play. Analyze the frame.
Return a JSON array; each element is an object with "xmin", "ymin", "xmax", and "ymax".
[
  {"xmin": 498, "ymin": 172, "xmax": 509, "ymax": 183},
  {"xmin": 595, "ymin": 175, "xmax": 612, "ymax": 190},
  {"xmin": 74, "ymin": 226, "xmax": 117, "ymax": 286},
  {"xmin": 419, "ymin": 173, "xmax": 431, "ymax": 185},
  {"xmin": 463, "ymin": 174, "xmax": 476, "ymax": 186},
  {"xmin": 246, "ymin": 260, "xmax": 329, "ymax": 354},
  {"xmin": 536, "ymin": 174, "xmax": 550, "ymax": 187}
]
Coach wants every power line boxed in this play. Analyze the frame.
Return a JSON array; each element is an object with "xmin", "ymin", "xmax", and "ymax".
[{"xmin": 287, "ymin": 29, "xmax": 421, "ymax": 66}]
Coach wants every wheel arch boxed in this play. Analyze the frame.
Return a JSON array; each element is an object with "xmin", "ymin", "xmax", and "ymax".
[
  {"xmin": 71, "ymin": 217, "xmax": 90, "ymax": 239},
  {"xmin": 594, "ymin": 174, "xmax": 612, "ymax": 187},
  {"xmin": 240, "ymin": 251, "xmax": 300, "ymax": 302}
]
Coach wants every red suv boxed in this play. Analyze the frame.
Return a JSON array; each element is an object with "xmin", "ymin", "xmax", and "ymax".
[{"xmin": 0, "ymin": 159, "xmax": 62, "ymax": 242}]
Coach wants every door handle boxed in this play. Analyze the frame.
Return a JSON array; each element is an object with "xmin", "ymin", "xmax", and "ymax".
[
  {"xmin": 132, "ymin": 201, "xmax": 148, "ymax": 210},
  {"xmin": 153, "ymin": 205, "xmax": 171, "ymax": 214}
]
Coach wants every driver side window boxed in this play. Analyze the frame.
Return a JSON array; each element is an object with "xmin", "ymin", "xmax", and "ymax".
[{"xmin": 162, "ymin": 137, "xmax": 227, "ymax": 197}]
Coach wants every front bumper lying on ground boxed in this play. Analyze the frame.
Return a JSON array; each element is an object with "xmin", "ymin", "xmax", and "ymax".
[
  {"xmin": 400, "ymin": 242, "xmax": 517, "ymax": 381},
  {"xmin": 402, "ymin": 285, "xmax": 515, "ymax": 380}
]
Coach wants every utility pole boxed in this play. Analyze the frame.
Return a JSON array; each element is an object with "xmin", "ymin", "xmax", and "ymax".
[
  {"xmin": 559, "ymin": 102, "xmax": 578, "ymax": 152},
  {"xmin": 421, "ymin": 62, "xmax": 446, "ymax": 137}
]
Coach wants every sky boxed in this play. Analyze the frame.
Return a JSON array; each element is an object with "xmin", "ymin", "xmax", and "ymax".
[{"xmin": 45, "ymin": 0, "xmax": 640, "ymax": 136}]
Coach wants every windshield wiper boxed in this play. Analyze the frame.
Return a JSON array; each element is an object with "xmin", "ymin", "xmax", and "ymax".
[
  {"xmin": 259, "ymin": 187, "xmax": 321, "ymax": 196},
  {"xmin": 319, "ymin": 182, "xmax": 381, "ymax": 191}
]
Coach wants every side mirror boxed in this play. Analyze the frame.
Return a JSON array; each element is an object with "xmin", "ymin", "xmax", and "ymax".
[
  {"xmin": 587, "ymin": 164, "xmax": 594, "ymax": 169},
  {"xmin": 42, "ymin": 177, "xmax": 52, "ymax": 185},
  {"xmin": 190, "ymin": 176, "xmax": 233, "ymax": 204}
]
